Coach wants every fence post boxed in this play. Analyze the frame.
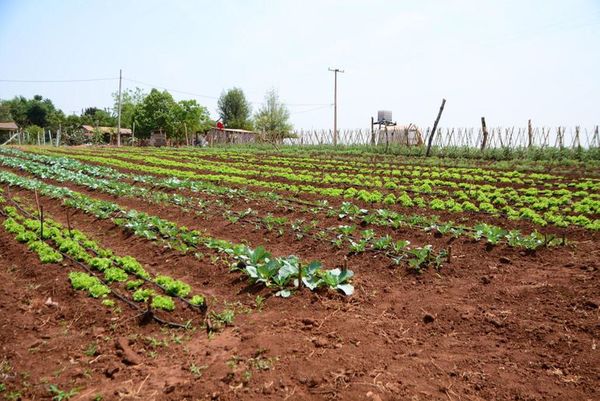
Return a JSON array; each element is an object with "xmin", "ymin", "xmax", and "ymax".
[
  {"xmin": 480, "ymin": 117, "xmax": 488, "ymax": 151},
  {"xmin": 426, "ymin": 98, "xmax": 446, "ymax": 157},
  {"xmin": 557, "ymin": 127, "xmax": 564, "ymax": 149}
]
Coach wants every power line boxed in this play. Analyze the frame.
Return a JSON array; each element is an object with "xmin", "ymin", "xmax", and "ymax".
[
  {"xmin": 123, "ymin": 78, "xmax": 218, "ymax": 100},
  {"xmin": 0, "ymin": 77, "xmax": 118, "ymax": 83},
  {"xmin": 0, "ymin": 74, "xmax": 332, "ymax": 112},
  {"xmin": 123, "ymin": 76, "xmax": 331, "ymax": 107}
]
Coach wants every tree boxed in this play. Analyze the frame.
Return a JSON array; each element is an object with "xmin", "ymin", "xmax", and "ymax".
[
  {"xmin": 217, "ymin": 88, "xmax": 253, "ymax": 130},
  {"xmin": 80, "ymin": 107, "xmax": 115, "ymax": 127},
  {"xmin": 62, "ymin": 114, "xmax": 86, "ymax": 145},
  {"xmin": 132, "ymin": 89, "xmax": 178, "ymax": 138},
  {"xmin": 46, "ymin": 109, "xmax": 66, "ymax": 132},
  {"xmin": 1, "ymin": 95, "xmax": 62, "ymax": 128},
  {"xmin": 173, "ymin": 99, "xmax": 211, "ymax": 142},
  {"xmin": 254, "ymin": 89, "xmax": 292, "ymax": 143},
  {"xmin": 0, "ymin": 102, "xmax": 12, "ymax": 121},
  {"xmin": 4, "ymin": 96, "xmax": 29, "ymax": 126},
  {"xmin": 113, "ymin": 87, "xmax": 145, "ymax": 129}
]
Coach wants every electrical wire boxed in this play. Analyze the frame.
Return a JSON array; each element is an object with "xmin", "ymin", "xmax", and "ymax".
[
  {"xmin": 0, "ymin": 75, "xmax": 332, "ymax": 113},
  {"xmin": 123, "ymin": 77, "xmax": 331, "ymax": 107},
  {"xmin": 0, "ymin": 77, "xmax": 118, "ymax": 83}
]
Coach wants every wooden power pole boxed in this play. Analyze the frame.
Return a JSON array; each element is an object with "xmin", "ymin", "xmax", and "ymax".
[{"xmin": 328, "ymin": 67, "xmax": 344, "ymax": 146}]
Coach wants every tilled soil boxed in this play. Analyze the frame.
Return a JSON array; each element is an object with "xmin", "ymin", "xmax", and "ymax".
[{"xmin": 0, "ymin": 187, "xmax": 598, "ymax": 401}]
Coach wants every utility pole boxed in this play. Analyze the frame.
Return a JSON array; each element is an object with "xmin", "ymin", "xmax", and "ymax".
[
  {"xmin": 117, "ymin": 69, "xmax": 123, "ymax": 147},
  {"xmin": 328, "ymin": 67, "xmax": 344, "ymax": 146}
]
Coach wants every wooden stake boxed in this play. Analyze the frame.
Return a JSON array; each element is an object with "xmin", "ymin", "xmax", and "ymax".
[
  {"xmin": 66, "ymin": 209, "xmax": 72, "ymax": 238},
  {"xmin": 527, "ymin": 119, "xmax": 533, "ymax": 148},
  {"xmin": 40, "ymin": 205, "xmax": 44, "ymax": 240},
  {"xmin": 370, "ymin": 116, "xmax": 375, "ymax": 145},
  {"xmin": 426, "ymin": 98, "xmax": 446, "ymax": 157},
  {"xmin": 384, "ymin": 124, "xmax": 389, "ymax": 153},
  {"xmin": 480, "ymin": 117, "xmax": 489, "ymax": 151}
]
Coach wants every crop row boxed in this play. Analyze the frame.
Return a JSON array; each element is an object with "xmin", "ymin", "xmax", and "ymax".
[
  {"xmin": 0, "ymin": 148, "xmax": 562, "ymax": 251},
  {"xmin": 0, "ymin": 152, "xmax": 452, "ymax": 267},
  {"xmin": 0, "ymin": 169, "xmax": 354, "ymax": 297},
  {"xmin": 38, "ymin": 146, "xmax": 598, "ymax": 192},
  {"xmin": 0, "ymin": 197, "xmax": 206, "ymax": 325},
  {"xmin": 50, "ymin": 145, "xmax": 584, "ymax": 185},
  {"xmin": 23, "ymin": 147, "xmax": 600, "ymax": 229}
]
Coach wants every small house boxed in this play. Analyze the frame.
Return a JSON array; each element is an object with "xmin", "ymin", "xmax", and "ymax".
[
  {"xmin": 149, "ymin": 129, "xmax": 168, "ymax": 147},
  {"xmin": 0, "ymin": 122, "xmax": 19, "ymax": 144},
  {"xmin": 376, "ymin": 125, "xmax": 423, "ymax": 146},
  {"xmin": 81, "ymin": 125, "xmax": 133, "ymax": 144},
  {"xmin": 204, "ymin": 127, "xmax": 257, "ymax": 145}
]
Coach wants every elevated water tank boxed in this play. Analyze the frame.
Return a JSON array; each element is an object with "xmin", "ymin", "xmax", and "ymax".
[{"xmin": 377, "ymin": 110, "xmax": 392, "ymax": 123}]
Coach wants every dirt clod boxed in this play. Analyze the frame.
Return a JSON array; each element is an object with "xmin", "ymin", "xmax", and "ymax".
[
  {"xmin": 423, "ymin": 313, "xmax": 435, "ymax": 324},
  {"xmin": 104, "ymin": 364, "xmax": 120, "ymax": 378},
  {"xmin": 115, "ymin": 337, "xmax": 141, "ymax": 365}
]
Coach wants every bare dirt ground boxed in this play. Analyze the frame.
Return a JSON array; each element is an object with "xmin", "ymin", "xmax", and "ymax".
[{"xmin": 1, "ymin": 181, "xmax": 599, "ymax": 400}]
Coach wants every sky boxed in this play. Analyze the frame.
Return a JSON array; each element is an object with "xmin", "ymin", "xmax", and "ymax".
[{"xmin": 0, "ymin": 0, "xmax": 599, "ymax": 130}]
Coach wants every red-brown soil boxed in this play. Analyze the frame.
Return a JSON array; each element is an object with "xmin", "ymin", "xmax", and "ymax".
[{"xmin": 1, "ymin": 181, "xmax": 599, "ymax": 401}]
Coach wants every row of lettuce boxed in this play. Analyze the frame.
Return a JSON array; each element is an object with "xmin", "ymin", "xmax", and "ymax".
[
  {"xmin": 46, "ymin": 145, "xmax": 586, "ymax": 185},
  {"xmin": 0, "ymin": 200, "xmax": 199, "ymax": 312},
  {"xmin": 0, "ymin": 148, "xmax": 563, "ymax": 251},
  {"xmin": 19, "ymin": 147, "xmax": 600, "ymax": 230},
  {"xmin": 0, "ymin": 171, "xmax": 355, "ymax": 299},
  {"xmin": 38, "ymin": 146, "xmax": 598, "ymax": 191}
]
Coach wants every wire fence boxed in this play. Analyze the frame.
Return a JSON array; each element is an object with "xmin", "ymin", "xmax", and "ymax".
[
  {"xmin": 286, "ymin": 126, "xmax": 600, "ymax": 149},
  {"xmin": 3, "ymin": 125, "xmax": 599, "ymax": 150}
]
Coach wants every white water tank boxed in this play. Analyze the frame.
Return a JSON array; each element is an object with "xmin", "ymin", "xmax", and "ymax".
[{"xmin": 377, "ymin": 110, "xmax": 392, "ymax": 123}]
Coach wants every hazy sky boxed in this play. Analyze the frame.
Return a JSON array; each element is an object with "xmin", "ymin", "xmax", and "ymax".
[{"xmin": 0, "ymin": 0, "xmax": 599, "ymax": 130}]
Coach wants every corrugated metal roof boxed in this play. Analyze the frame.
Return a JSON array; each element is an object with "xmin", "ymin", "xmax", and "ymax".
[
  {"xmin": 208, "ymin": 127, "xmax": 256, "ymax": 134},
  {"xmin": 0, "ymin": 122, "xmax": 18, "ymax": 130},
  {"xmin": 81, "ymin": 125, "xmax": 132, "ymax": 134}
]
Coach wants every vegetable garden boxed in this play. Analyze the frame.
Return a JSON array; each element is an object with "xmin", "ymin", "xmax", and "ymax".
[{"xmin": 0, "ymin": 145, "xmax": 598, "ymax": 401}]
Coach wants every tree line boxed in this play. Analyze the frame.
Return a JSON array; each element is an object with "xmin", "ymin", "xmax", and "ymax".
[{"xmin": 0, "ymin": 87, "xmax": 292, "ymax": 144}]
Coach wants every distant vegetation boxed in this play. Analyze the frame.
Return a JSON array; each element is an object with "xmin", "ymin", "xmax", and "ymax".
[{"xmin": 0, "ymin": 86, "xmax": 293, "ymax": 145}]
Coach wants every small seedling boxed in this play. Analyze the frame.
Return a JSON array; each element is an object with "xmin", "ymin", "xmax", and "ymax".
[
  {"xmin": 84, "ymin": 342, "xmax": 98, "ymax": 357},
  {"xmin": 49, "ymin": 384, "xmax": 78, "ymax": 401},
  {"xmin": 189, "ymin": 363, "xmax": 207, "ymax": 377},
  {"xmin": 254, "ymin": 295, "xmax": 265, "ymax": 311}
]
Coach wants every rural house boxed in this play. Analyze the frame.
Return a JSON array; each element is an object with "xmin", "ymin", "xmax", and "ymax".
[
  {"xmin": 0, "ymin": 121, "xmax": 19, "ymax": 143},
  {"xmin": 81, "ymin": 125, "xmax": 133, "ymax": 144},
  {"xmin": 204, "ymin": 127, "xmax": 257, "ymax": 145}
]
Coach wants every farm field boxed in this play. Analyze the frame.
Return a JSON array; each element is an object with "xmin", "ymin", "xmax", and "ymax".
[{"xmin": 0, "ymin": 145, "xmax": 599, "ymax": 401}]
